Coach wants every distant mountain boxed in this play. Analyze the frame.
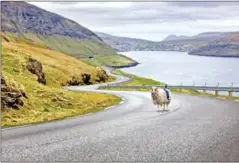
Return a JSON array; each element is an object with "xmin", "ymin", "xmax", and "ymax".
[
  {"xmin": 96, "ymin": 31, "xmax": 239, "ymax": 57},
  {"xmin": 1, "ymin": 1, "xmax": 117, "ymax": 58},
  {"xmin": 96, "ymin": 32, "xmax": 156, "ymax": 51},
  {"xmin": 163, "ymin": 34, "xmax": 189, "ymax": 41},
  {"xmin": 96, "ymin": 32, "xmax": 189, "ymax": 52}
]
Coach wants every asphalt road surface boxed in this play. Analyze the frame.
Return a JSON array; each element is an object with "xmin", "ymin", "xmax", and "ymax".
[{"xmin": 1, "ymin": 68, "xmax": 239, "ymax": 162}]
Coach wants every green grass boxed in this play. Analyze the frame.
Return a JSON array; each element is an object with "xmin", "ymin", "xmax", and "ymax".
[
  {"xmin": 112, "ymin": 69, "xmax": 164, "ymax": 86},
  {"xmin": 34, "ymin": 34, "xmax": 116, "ymax": 58},
  {"xmin": 105, "ymin": 69, "xmax": 239, "ymax": 100},
  {"xmin": 82, "ymin": 54, "xmax": 138, "ymax": 67},
  {"xmin": 21, "ymin": 32, "xmax": 137, "ymax": 67},
  {"xmin": 1, "ymin": 33, "xmax": 121, "ymax": 127}
]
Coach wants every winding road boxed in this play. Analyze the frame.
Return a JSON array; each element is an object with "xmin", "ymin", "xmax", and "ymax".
[{"xmin": 1, "ymin": 68, "xmax": 239, "ymax": 162}]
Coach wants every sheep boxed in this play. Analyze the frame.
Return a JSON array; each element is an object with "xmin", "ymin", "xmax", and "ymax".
[{"xmin": 151, "ymin": 87, "xmax": 171, "ymax": 111}]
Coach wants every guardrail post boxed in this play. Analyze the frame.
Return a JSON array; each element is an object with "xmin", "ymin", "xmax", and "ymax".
[
  {"xmin": 229, "ymin": 91, "xmax": 232, "ymax": 98},
  {"xmin": 203, "ymin": 82, "xmax": 207, "ymax": 93},
  {"xmin": 215, "ymin": 82, "xmax": 219, "ymax": 96},
  {"xmin": 228, "ymin": 82, "xmax": 233, "ymax": 98}
]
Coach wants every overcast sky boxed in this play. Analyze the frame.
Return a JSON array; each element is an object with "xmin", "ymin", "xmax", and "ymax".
[{"xmin": 29, "ymin": 2, "xmax": 239, "ymax": 41}]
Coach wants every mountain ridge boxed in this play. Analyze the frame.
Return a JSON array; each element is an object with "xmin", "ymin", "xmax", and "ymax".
[
  {"xmin": 163, "ymin": 34, "xmax": 189, "ymax": 41},
  {"xmin": 96, "ymin": 31, "xmax": 239, "ymax": 57},
  {"xmin": 1, "ymin": 1, "xmax": 103, "ymax": 41}
]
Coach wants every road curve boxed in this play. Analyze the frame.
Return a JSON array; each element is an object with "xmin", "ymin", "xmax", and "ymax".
[{"xmin": 1, "ymin": 68, "xmax": 239, "ymax": 162}]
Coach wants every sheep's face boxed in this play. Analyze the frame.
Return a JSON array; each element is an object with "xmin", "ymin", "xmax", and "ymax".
[{"xmin": 151, "ymin": 87, "xmax": 158, "ymax": 95}]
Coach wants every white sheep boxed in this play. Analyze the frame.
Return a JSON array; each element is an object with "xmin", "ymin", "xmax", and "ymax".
[{"xmin": 151, "ymin": 87, "xmax": 171, "ymax": 111}]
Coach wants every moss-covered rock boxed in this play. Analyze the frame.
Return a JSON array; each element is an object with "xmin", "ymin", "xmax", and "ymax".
[
  {"xmin": 1, "ymin": 77, "xmax": 27, "ymax": 111},
  {"xmin": 96, "ymin": 67, "xmax": 109, "ymax": 82}
]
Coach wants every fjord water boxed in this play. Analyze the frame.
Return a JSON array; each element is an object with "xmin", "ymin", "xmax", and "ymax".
[{"xmin": 121, "ymin": 51, "xmax": 239, "ymax": 96}]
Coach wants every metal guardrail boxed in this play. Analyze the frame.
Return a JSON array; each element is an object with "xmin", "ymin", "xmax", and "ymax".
[
  {"xmin": 100, "ymin": 68, "xmax": 238, "ymax": 97},
  {"xmin": 99, "ymin": 85, "xmax": 239, "ymax": 92}
]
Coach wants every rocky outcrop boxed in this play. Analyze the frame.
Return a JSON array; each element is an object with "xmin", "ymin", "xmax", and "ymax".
[
  {"xmin": 26, "ymin": 58, "xmax": 46, "ymax": 84},
  {"xmin": 1, "ymin": 77, "xmax": 27, "ymax": 111}
]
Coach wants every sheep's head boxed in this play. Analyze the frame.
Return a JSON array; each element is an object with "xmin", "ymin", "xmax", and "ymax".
[{"xmin": 151, "ymin": 87, "xmax": 158, "ymax": 94}]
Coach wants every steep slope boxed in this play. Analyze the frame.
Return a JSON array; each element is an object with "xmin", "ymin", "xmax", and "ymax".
[
  {"xmin": 1, "ymin": 33, "xmax": 120, "ymax": 127},
  {"xmin": 1, "ymin": 1, "xmax": 117, "ymax": 58},
  {"xmin": 1, "ymin": 1, "xmax": 102, "ymax": 40}
]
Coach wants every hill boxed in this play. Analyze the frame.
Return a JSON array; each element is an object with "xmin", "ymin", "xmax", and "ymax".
[
  {"xmin": 96, "ymin": 32, "xmax": 155, "ymax": 52},
  {"xmin": 1, "ymin": 33, "xmax": 121, "ymax": 127},
  {"xmin": 188, "ymin": 32, "xmax": 239, "ymax": 57},
  {"xmin": 1, "ymin": 1, "xmax": 136, "ymax": 66}
]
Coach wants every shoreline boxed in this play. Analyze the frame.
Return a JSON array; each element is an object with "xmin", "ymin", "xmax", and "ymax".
[
  {"xmin": 105, "ymin": 62, "xmax": 139, "ymax": 69},
  {"xmin": 118, "ymin": 50, "xmax": 239, "ymax": 58},
  {"xmin": 188, "ymin": 53, "xmax": 239, "ymax": 58}
]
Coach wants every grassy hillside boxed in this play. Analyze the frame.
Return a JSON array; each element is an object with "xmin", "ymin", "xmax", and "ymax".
[
  {"xmin": 23, "ymin": 33, "xmax": 138, "ymax": 67},
  {"xmin": 24, "ymin": 33, "xmax": 138, "ymax": 67},
  {"xmin": 23, "ymin": 33, "xmax": 117, "ymax": 58},
  {"xmin": 1, "ymin": 33, "xmax": 121, "ymax": 127},
  {"xmin": 5, "ymin": 32, "xmax": 137, "ymax": 67}
]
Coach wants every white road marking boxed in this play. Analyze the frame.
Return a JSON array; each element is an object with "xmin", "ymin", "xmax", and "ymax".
[
  {"xmin": 217, "ymin": 97, "xmax": 226, "ymax": 100},
  {"xmin": 2, "ymin": 124, "xmax": 31, "ymax": 131},
  {"xmin": 104, "ymin": 106, "xmax": 114, "ymax": 110},
  {"xmin": 119, "ymin": 101, "xmax": 124, "ymax": 104}
]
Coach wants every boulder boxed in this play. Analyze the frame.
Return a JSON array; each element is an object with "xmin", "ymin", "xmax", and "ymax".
[{"xmin": 26, "ymin": 57, "xmax": 46, "ymax": 84}]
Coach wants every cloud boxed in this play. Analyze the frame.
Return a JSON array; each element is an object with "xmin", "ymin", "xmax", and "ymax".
[{"xmin": 28, "ymin": 2, "xmax": 239, "ymax": 41}]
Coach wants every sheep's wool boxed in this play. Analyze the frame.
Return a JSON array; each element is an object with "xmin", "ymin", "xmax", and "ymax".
[{"xmin": 151, "ymin": 87, "xmax": 170, "ymax": 106}]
